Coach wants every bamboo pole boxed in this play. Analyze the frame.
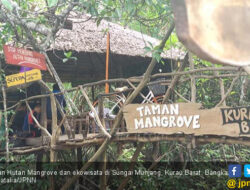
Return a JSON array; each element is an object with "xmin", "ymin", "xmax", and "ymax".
[
  {"xmin": 213, "ymin": 66, "xmax": 226, "ymax": 106},
  {"xmin": 100, "ymin": 151, "xmax": 107, "ymax": 190},
  {"xmin": 1, "ymin": 69, "xmax": 9, "ymax": 162},
  {"xmin": 98, "ymin": 96, "xmax": 107, "ymax": 190},
  {"xmin": 40, "ymin": 86, "xmax": 48, "ymax": 139},
  {"xmin": 105, "ymin": 32, "xmax": 110, "ymax": 94},
  {"xmin": 61, "ymin": 133, "xmax": 250, "ymax": 147}
]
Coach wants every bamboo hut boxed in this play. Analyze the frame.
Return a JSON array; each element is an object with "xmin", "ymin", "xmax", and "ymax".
[
  {"xmin": 46, "ymin": 13, "xmax": 185, "ymax": 84},
  {"xmin": 3, "ymin": 13, "xmax": 184, "ymax": 84},
  {"xmin": 1, "ymin": 13, "xmax": 184, "ymax": 105}
]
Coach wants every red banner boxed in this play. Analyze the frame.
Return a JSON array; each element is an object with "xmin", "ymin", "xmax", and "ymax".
[{"xmin": 3, "ymin": 45, "xmax": 47, "ymax": 70}]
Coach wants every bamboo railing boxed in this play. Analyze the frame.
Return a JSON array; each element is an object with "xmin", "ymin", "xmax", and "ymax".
[{"xmin": 0, "ymin": 64, "xmax": 249, "ymax": 158}]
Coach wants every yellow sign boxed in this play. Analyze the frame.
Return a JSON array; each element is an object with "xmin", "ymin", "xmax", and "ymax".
[{"xmin": 6, "ymin": 69, "xmax": 42, "ymax": 87}]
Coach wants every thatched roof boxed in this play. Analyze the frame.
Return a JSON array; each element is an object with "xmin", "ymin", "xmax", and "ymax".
[
  {"xmin": 3, "ymin": 13, "xmax": 183, "ymax": 84},
  {"xmin": 53, "ymin": 13, "xmax": 184, "ymax": 60}
]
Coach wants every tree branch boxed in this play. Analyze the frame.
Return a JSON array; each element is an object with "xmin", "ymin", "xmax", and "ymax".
[
  {"xmin": 60, "ymin": 20, "xmax": 175, "ymax": 190},
  {"xmin": 216, "ymin": 71, "xmax": 242, "ymax": 107},
  {"xmin": 80, "ymin": 87, "xmax": 111, "ymax": 139},
  {"xmin": 26, "ymin": 101, "xmax": 52, "ymax": 138},
  {"xmin": 162, "ymin": 53, "xmax": 188, "ymax": 103}
]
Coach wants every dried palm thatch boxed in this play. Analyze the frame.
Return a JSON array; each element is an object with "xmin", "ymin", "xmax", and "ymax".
[{"xmin": 52, "ymin": 13, "xmax": 184, "ymax": 60}]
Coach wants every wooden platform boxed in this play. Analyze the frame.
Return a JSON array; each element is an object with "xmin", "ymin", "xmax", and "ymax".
[
  {"xmin": 1, "ymin": 132, "xmax": 250, "ymax": 155},
  {"xmin": 57, "ymin": 132, "xmax": 250, "ymax": 147}
]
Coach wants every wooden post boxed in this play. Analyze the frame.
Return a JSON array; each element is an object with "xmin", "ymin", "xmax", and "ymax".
[
  {"xmin": 1, "ymin": 83, "xmax": 9, "ymax": 162},
  {"xmin": 98, "ymin": 96, "xmax": 107, "ymax": 190},
  {"xmin": 91, "ymin": 86, "xmax": 95, "ymax": 102},
  {"xmin": 38, "ymin": 80, "xmax": 72, "ymax": 139},
  {"xmin": 44, "ymin": 53, "xmax": 79, "ymax": 115},
  {"xmin": 213, "ymin": 66, "xmax": 226, "ymax": 106},
  {"xmin": 189, "ymin": 52, "xmax": 196, "ymax": 102},
  {"xmin": 105, "ymin": 32, "xmax": 110, "ymax": 94},
  {"xmin": 0, "ymin": 62, "xmax": 9, "ymax": 162},
  {"xmin": 50, "ymin": 94, "xmax": 58, "ymax": 162},
  {"xmin": 100, "ymin": 151, "xmax": 107, "ymax": 190},
  {"xmin": 77, "ymin": 147, "xmax": 83, "ymax": 188},
  {"xmin": 40, "ymin": 86, "xmax": 48, "ymax": 142}
]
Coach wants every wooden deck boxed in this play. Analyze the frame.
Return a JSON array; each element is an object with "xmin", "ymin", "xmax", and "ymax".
[
  {"xmin": 1, "ymin": 132, "xmax": 250, "ymax": 155},
  {"xmin": 58, "ymin": 132, "xmax": 250, "ymax": 147}
]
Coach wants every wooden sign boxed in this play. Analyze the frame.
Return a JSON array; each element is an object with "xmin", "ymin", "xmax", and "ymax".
[
  {"xmin": 6, "ymin": 69, "xmax": 42, "ymax": 87},
  {"xmin": 123, "ymin": 103, "xmax": 250, "ymax": 137},
  {"xmin": 3, "ymin": 45, "xmax": 47, "ymax": 70},
  {"xmin": 171, "ymin": 0, "xmax": 250, "ymax": 70}
]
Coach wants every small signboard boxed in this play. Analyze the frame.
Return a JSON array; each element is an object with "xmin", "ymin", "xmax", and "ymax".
[
  {"xmin": 6, "ymin": 69, "xmax": 42, "ymax": 87},
  {"xmin": 3, "ymin": 45, "xmax": 47, "ymax": 70},
  {"xmin": 123, "ymin": 103, "xmax": 250, "ymax": 137}
]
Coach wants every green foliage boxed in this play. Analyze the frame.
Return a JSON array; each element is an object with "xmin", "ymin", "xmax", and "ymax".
[
  {"xmin": 47, "ymin": 0, "xmax": 58, "ymax": 7},
  {"xmin": 165, "ymin": 32, "xmax": 182, "ymax": 49},
  {"xmin": 1, "ymin": 0, "xmax": 13, "ymax": 11},
  {"xmin": 63, "ymin": 51, "xmax": 77, "ymax": 63},
  {"xmin": 144, "ymin": 42, "xmax": 164, "ymax": 62}
]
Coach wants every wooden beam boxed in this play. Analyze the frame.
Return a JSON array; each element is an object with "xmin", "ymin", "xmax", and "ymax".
[
  {"xmin": 105, "ymin": 32, "xmax": 110, "ymax": 93},
  {"xmin": 98, "ymin": 95, "xmax": 107, "ymax": 190},
  {"xmin": 60, "ymin": 133, "xmax": 250, "ymax": 147},
  {"xmin": 40, "ymin": 85, "xmax": 48, "ymax": 139},
  {"xmin": 44, "ymin": 52, "xmax": 79, "ymax": 115},
  {"xmin": 80, "ymin": 87, "xmax": 111, "ymax": 138},
  {"xmin": 216, "ymin": 71, "xmax": 242, "ymax": 107},
  {"xmin": 0, "ymin": 146, "xmax": 48, "ymax": 155},
  {"xmin": 0, "ymin": 72, "xmax": 9, "ymax": 162}
]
